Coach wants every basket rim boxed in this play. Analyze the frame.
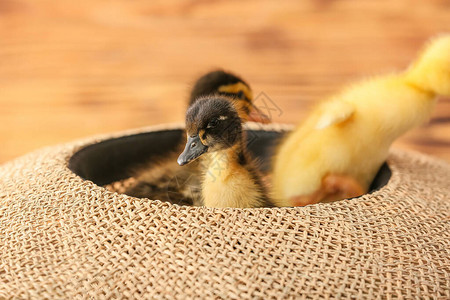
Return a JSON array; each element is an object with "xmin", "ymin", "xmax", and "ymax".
[{"xmin": 61, "ymin": 122, "xmax": 417, "ymax": 212}]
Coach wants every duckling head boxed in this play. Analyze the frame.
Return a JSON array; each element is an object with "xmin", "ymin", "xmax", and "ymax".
[
  {"xmin": 189, "ymin": 70, "xmax": 269, "ymax": 123},
  {"xmin": 178, "ymin": 96, "xmax": 242, "ymax": 166},
  {"xmin": 405, "ymin": 34, "xmax": 450, "ymax": 96}
]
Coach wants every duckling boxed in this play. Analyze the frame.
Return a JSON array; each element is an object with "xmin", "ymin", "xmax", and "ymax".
[
  {"xmin": 124, "ymin": 70, "xmax": 269, "ymax": 205},
  {"xmin": 273, "ymin": 34, "xmax": 450, "ymax": 207},
  {"xmin": 178, "ymin": 96, "xmax": 273, "ymax": 208},
  {"xmin": 189, "ymin": 70, "xmax": 270, "ymax": 123}
]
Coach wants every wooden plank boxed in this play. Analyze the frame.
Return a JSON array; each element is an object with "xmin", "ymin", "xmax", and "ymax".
[{"xmin": 1, "ymin": 0, "xmax": 449, "ymax": 162}]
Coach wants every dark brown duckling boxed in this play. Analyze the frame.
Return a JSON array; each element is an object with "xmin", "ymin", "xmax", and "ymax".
[
  {"xmin": 188, "ymin": 70, "xmax": 269, "ymax": 123},
  {"xmin": 178, "ymin": 96, "xmax": 273, "ymax": 208},
  {"xmin": 124, "ymin": 70, "xmax": 269, "ymax": 205}
]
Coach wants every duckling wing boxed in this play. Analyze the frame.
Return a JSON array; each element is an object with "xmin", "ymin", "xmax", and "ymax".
[
  {"xmin": 124, "ymin": 156, "xmax": 202, "ymax": 206},
  {"xmin": 315, "ymin": 101, "xmax": 355, "ymax": 130}
]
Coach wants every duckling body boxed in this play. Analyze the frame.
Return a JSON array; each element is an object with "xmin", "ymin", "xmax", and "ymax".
[
  {"xmin": 124, "ymin": 156, "xmax": 201, "ymax": 205},
  {"xmin": 124, "ymin": 70, "xmax": 265, "ymax": 205},
  {"xmin": 178, "ymin": 97, "xmax": 272, "ymax": 208},
  {"xmin": 273, "ymin": 34, "xmax": 450, "ymax": 206},
  {"xmin": 201, "ymin": 145, "xmax": 269, "ymax": 208}
]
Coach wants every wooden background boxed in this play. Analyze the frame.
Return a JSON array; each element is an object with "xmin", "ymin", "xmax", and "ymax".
[{"xmin": 1, "ymin": 0, "xmax": 449, "ymax": 163}]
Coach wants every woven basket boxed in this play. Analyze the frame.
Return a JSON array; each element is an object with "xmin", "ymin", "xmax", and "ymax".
[{"xmin": 0, "ymin": 123, "xmax": 449, "ymax": 299}]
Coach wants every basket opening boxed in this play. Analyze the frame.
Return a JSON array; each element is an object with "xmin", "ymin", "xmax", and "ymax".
[{"xmin": 69, "ymin": 128, "xmax": 391, "ymax": 201}]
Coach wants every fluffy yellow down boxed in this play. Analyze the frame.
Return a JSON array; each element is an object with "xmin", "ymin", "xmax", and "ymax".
[{"xmin": 273, "ymin": 34, "xmax": 450, "ymax": 206}]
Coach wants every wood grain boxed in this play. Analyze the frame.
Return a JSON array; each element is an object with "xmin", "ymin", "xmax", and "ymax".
[{"xmin": 1, "ymin": 0, "xmax": 449, "ymax": 163}]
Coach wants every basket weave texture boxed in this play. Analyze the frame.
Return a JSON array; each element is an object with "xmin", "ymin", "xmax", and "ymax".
[{"xmin": 0, "ymin": 125, "xmax": 449, "ymax": 299}]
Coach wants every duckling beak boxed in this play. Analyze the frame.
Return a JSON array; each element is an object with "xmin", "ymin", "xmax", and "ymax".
[{"xmin": 177, "ymin": 135, "xmax": 208, "ymax": 166}]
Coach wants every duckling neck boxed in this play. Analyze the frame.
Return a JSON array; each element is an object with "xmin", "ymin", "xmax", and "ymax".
[
  {"xmin": 202, "ymin": 143, "xmax": 244, "ymax": 183},
  {"xmin": 200, "ymin": 143, "xmax": 266, "ymax": 208}
]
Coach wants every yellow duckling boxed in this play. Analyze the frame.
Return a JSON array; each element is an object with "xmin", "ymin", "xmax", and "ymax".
[
  {"xmin": 273, "ymin": 34, "xmax": 450, "ymax": 207},
  {"xmin": 178, "ymin": 96, "xmax": 273, "ymax": 208},
  {"xmin": 125, "ymin": 70, "xmax": 269, "ymax": 205}
]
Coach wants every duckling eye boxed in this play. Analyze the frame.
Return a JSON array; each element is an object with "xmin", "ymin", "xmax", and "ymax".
[{"xmin": 207, "ymin": 119, "xmax": 219, "ymax": 128}]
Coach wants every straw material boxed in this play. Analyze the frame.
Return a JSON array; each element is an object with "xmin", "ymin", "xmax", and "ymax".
[{"xmin": 0, "ymin": 125, "xmax": 449, "ymax": 299}]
